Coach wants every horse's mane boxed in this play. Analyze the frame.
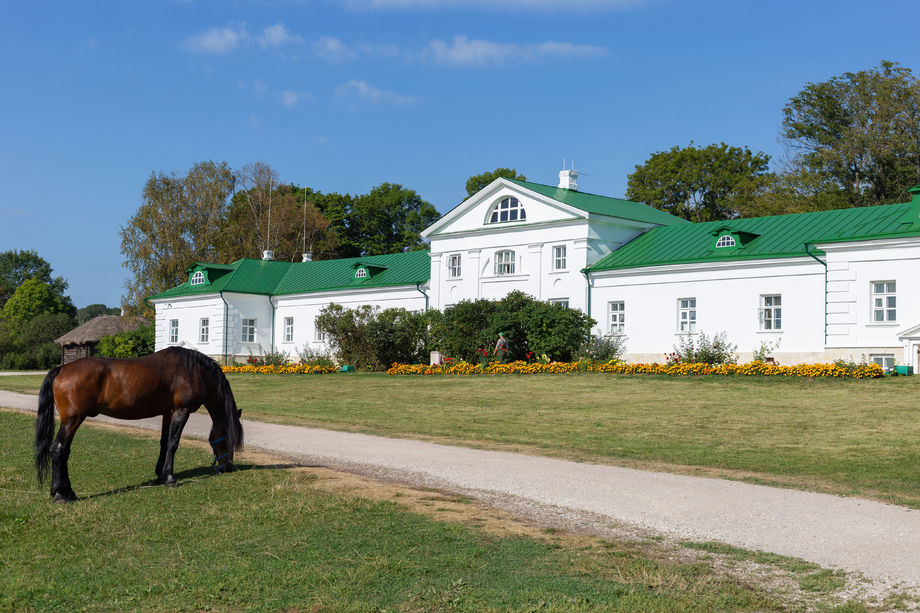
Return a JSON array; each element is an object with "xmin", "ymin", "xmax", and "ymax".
[{"xmin": 160, "ymin": 347, "xmax": 244, "ymax": 451}]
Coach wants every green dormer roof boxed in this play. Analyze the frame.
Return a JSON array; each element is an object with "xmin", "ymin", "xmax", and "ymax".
[
  {"xmin": 589, "ymin": 199, "xmax": 920, "ymax": 272},
  {"xmin": 149, "ymin": 250, "xmax": 431, "ymax": 300}
]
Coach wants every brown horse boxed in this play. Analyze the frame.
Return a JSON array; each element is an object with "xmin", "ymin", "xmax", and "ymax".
[{"xmin": 35, "ymin": 346, "xmax": 243, "ymax": 502}]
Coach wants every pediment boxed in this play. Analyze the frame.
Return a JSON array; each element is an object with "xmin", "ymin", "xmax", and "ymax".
[{"xmin": 422, "ymin": 179, "xmax": 587, "ymax": 238}]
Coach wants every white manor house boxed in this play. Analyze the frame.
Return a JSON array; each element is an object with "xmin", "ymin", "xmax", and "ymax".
[{"xmin": 151, "ymin": 171, "xmax": 920, "ymax": 371}]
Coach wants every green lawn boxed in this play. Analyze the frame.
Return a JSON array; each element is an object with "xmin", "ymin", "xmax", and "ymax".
[
  {"xmin": 1, "ymin": 410, "xmax": 808, "ymax": 612},
  {"xmin": 5, "ymin": 371, "xmax": 920, "ymax": 507}
]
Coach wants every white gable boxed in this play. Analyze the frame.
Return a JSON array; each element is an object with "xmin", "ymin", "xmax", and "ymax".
[{"xmin": 422, "ymin": 179, "xmax": 586, "ymax": 238}]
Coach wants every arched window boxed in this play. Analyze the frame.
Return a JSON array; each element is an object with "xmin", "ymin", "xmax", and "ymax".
[
  {"xmin": 487, "ymin": 197, "xmax": 526, "ymax": 223},
  {"xmin": 190, "ymin": 271, "xmax": 205, "ymax": 285},
  {"xmin": 715, "ymin": 235, "xmax": 736, "ymax": 248},
  {"xmin": 494, "ymin": 250, "xmax": 515, "ymax": 275},
  {"xmin": 355, "ymin": 268, "xmax": 368, "ymax": 279}
]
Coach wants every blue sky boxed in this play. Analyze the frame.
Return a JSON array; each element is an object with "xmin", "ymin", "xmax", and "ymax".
[{"xmin": 2, "ymin": 0, "xmax": 918, "ymax": 308}]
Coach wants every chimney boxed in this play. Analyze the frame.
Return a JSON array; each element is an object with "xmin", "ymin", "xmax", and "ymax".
[
  {"xmin": 262, "ymin": 250, "xmax": 274, "ymax": 261},
  {"xmin": 302, "ymin": 252, "xmax": 313, "ymax": 262},
  {"xmin": 558, "ymin": 169, "xmax": 578, "ymax": 191}
]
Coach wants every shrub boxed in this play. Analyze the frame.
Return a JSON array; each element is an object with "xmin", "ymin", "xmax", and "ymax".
[
  {"xmin": 578, "ymin": 334, "xmax": 628, "ymax": 362},
  {"xmin": 667, "ymin": 331, "xmax": 737, "ymax": 365},
  {"xmin": 246, "ymin": 346, "xmax": 291, "ymax": 367},
  {"xmin": 96, "ymin": 324, "xmax": 154, "ymax": 358},
  {"xmin": 752, "ymin": 338, "xmax": 781, "ymax": 363},
  {"xmin": 297, "ymin": 344, "xmax": 335, "ymax": 368},
  {"xmin": 316, "ymin": 304, "xmax": 379, "ymax": 370}
]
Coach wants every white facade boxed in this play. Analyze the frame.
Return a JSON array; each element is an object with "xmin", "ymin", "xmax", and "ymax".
[{"xmin": 152, "ymin": 176, "xmax": 920, "ymax": 369}]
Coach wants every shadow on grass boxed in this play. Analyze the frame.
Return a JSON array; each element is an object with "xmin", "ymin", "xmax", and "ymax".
[{"xmin": 80, "ymin": 462, "xmax": 312, "ymax": 501}]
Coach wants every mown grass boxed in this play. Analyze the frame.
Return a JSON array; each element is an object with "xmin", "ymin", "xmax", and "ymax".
[
  {"xmin": 0, "ymin": 410, "xmax": 804, "ymax": 612},
  {"xmin": 4, "ymin": 372, "xmax": 920, "ymax": 506}
]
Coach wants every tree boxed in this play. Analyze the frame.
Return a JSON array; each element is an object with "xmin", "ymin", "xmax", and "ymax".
[
  {"xmin": 120, "ymin": 161, "xmax": 235, "ymax": 313},
  {"xmin": 0, "ymin": 250, "xmax": 69, "ymax": 310},
  {"xmin": 781, "ymin": 60, "xmax": 920, "ymax": 207},
  {"xmin": 77, "ymin": 304, "xmax": 121, "ymax": 325},
  {"xmin": 625, "ymin": 143, "xmax": 771, "ymax": 222},
  {"xmin": 346, "ymin": 183, "xmax": 440, "ymax": 256},
  {"xmin": 1, "ymin": 279, "xmax": 75, "ymax": 325},
  {"xmin": 465, "ymin": 167, "xmax": 527, "ymax": 198}
]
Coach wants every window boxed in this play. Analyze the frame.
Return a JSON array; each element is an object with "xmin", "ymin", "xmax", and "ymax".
[
  {"xmin": 487, "ymin": 197, "xmax": 527, "ymax": 223},
  {"xmin": 199, "ymin": 318, "xmax": 209, "ymax": 343},
  {"xmin": 608, "ymin": 301, "xmax": 625, "ymax": 334},
  {"xmin": 494, "ymin": 250, "xmax": 515, "ymax": 275},
  {"xmin": 448, "ymin": 254, "xmax": 462, "ymax": 278},
  {"xmin": 315, "ymin": 317, "xmax": 326, "ymax": 341},
  {"xmin": 760, "ymin": 295, "xmax": 782, "ymax": 331},
  {"xmin": 168, "ymin": 319, "xmax": 178, "ymax": 344},
  {"xmin": 284, "ymin": 317, "xmax": 294, "ymax": 343},
  {"xmin": 553, "ymin": 245, "xmax": 567, "ymax": 270},
  {"xmin": 549, "ymin": 298, "xmax": 569, "ymax": 309},
  {"xmin": 715, "ymin": 235, "xmax": 736, "ymax": 248},
  {"xmin": 871, "ymin": 354, "xmax": 895, "ymax": 371},
  {"xmin": 678, "ymin": 298, "xmax": 696, "ymax": 332},
  {"xmin": 355, "ymin": 268, "xmax": 368, "ymax": 279},
  {"xmin": 871, "ymin": 281, "xmax": 896, "ymax": 322},
  {"xmin": 190, "ymin": 271, "xmax": 205, "ymax": 285},
  {"xmin": 241, "ymin": 318, "xmax": 256, "ymax": 343}
]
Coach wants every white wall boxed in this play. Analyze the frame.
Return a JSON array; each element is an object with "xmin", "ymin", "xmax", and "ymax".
[
  {"xmin": 154, "ymin": 295, "xmax": 225, "ymax": 357},
  {"xmin": 589, "ymin": 258, "xmax": 827, "ymax": 363}
]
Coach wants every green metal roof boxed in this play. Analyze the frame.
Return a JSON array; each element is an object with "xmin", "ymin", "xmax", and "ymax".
[
  {"xmin": 149, "ymin": 250, "xmax": 431, "ymax": 300},
  {"xmin": 507, "ymin": 179, "xmax": 689, "ymax": 226},
  {"xmin": 589, "ymin": 198, "xmax": 920, "ymax": 272}
]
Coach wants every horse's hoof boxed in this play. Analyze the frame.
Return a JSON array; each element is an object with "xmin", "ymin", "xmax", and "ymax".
[
  {"xmin": 164, "ymin": 476, "xmax": 178, "ymax": 488},
  {"xmin": 53, "ymin": 491, "xmax": 77, "ymax": 503},
  {"xmin": 217, "ymin": 462, "xmax": 236, "ymax": 474}
]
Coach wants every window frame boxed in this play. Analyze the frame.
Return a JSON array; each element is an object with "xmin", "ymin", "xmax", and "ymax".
[
  {"xmin": 168, "ymin": 319, "xmax": 179, "ymax": 344},
  {"xmin": 355, "ymin": 267, "xmax": 368, "ymax": 279},
  {"xmin": 548, "ymin": 298, "xmax": 569, "ymax": 309},
  {"xmin": 283, "ymin": 316, "xmax": 294, "ymax": 343},
  {"xmin": 715, "ymin": 235, "xmax": 736, "ymax": 248},
  {"xmin": 871, "ymin": 281, "xmax": 896, "ymax": 323},
  {"xmin": 494, "ymin": 250, "xmax": 516, "ymax": 276},
  {"xmin": 870, "ymin": 354, "xmax": 895, "ymax": 371},
  {"xmin": 759, "ymin": 294, "xmax": 782, "ymax": 331},
  {"xmin": 552, "ymin": 245, "xmax": 567, "ymax": 271},
  {"xmin": 190, "ymin": 271, "xmax": 205, "ymax": 285},
  {"xmin": 241, "ymin": 318, "xmax": 256, "ymax": 343},
  {"xmin": 447, "ymin": 254, "xmax": 462, "ymax": 279},
  {"xmin": 199, "ymin": 317, "xmax": 209, "ymax": 343},
  {"xmin": 678, "ymin": 298, "xmax": 697, "ymax": 333},
  {"xmin": 314, "ymin": 316, "xmax": 326, "ymax": 342},
  {"xmin": 608, "ymin": 301, "xmax": 625, "ymax": 334},
  {"xmin": 487, "ymin": 197, "xmax": 527, "ymax": 224}
]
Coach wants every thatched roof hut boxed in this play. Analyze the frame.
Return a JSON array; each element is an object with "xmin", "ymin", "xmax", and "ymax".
[{"xmin": 55, "ymin": 315, "xmax": 149, "ymax": 364}]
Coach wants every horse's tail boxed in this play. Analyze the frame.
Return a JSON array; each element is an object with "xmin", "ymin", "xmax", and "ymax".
[{"xmin": 35, "ymin": 366, "xmax": 61, "ymax": 484}]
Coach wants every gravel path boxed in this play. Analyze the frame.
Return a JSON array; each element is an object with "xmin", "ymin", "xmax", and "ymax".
[{"xmin": 5, "ymin": 389, "xmax": 920, "ymax": 588}]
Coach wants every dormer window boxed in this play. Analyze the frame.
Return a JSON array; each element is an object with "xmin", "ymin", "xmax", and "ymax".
[
  {"xmin": 715, "ymin": 235, "xmax": 736, "ymax": 248},
  {"xmin": 190, "ymin": 271, "xmax": 205, "ymax": 285},
  {"xmin": 355, "ymin": 267, "xmax": 368, "ymax": 279},
  {"xmin": 487, "ymin": 197, "xmax": 526, "ymax": 224}
]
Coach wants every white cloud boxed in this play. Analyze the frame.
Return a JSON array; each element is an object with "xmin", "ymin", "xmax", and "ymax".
[
  {"xmin": 181, "ymin": 25, "xmax": 248, "ymax": 54},
  {"xmin": 258, "ymin": 23, "xmax": 303, "ymax": 49},
  {"xmin": 423, "ymin": 35, "xmax": 608, "ymax": 67},
  {"xmin": 312, "ymin": 36, "xmax": 357, "ymax": 62},
  {"xmin": 281, "ymin": 91, "xmax": 300, "ymax": 107},
  {"xmin": 348, "ymin": 0, "xmax": 642, "ymax": 9},
  {"xmin": 336, "ymin": 80, "xmax": 421, "ymax": 106}
]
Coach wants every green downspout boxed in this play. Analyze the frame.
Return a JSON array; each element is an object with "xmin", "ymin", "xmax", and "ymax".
[
  {"xmin": 581, "ymin": 268, "xmax": 592, "ymax": 318},
  {"xmin": 269, "ymin": 295, "xmax": 276, "ymax": 351},
  {"xmin": 415, "ymin": 282, "xmax": 429, "ymax": 312},
  {"xmin": 219, "ymin": 291, "xmax": 229, "ymax": 365},
  {"xmin": 804, "ymin": 243, "xmax": 828, "ymax": 344}
]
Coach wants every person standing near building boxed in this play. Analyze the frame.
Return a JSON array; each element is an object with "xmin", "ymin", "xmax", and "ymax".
[{"xmin": 494, "ymin": 332, "xmax": 509, "ymax": 362}]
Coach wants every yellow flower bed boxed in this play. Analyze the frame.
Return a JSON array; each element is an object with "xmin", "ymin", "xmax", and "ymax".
[
  {"xmin": 386, "ymin": 360, "xmax": 885, "ymax": 379},
  {"xmin": 222, "ymin": 364, "xmax": 338, "ymax": 375}
]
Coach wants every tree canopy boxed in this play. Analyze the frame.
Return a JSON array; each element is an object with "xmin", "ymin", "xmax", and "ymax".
[
  {"xmin": 625, "ymin": 143, "xmax": 771, "ymax": 222},
  {"xmin": 0, "ymin": 250, "xmax": 70, "ymax": 310},
  {"xmin": 465, "ymin": 168, "xmax": 527, "ymax": 198},
  {"xmin": 1, "ymin": 279, "xmax": 75, "ymax": 325},
  {"xmin": 781, "ymin": 60, "xmax": 920, "ymax": 207}
]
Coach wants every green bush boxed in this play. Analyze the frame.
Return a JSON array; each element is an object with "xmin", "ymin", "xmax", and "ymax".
[
  {"xmin": 316, "ymin": 304, "xmax": 379, "ymax": 370},
  {"xmin": 667, "ymin": 331, "xmax": 738, "ymax": 365},
  {"xmin": 297, "ymin": 344, "xmax": 335, "ymax": 367},
  {"xmin": 578, "ymin": 334, "xmax": 628, "ymax": 362},
  {"xmin": 96, "ymin": 325, "xmax": 154, "ymax": 358},
  {"xmin": 317, "ymin": 305, "xmax": 430, "ymax": 369}
]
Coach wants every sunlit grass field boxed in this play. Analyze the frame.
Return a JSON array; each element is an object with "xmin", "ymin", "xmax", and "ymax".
[
  {"xmin": 5, "ymin": 371, "xmax": 920, "ymax": 506},
  {"xmin": 1, "ymin": 410, "xmax": 803, "ymax": 612}
]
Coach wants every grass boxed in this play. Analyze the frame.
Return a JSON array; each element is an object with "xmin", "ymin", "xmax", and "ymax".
[
  {"xmin": 4, "ymin": 372, "xmax": 920, "ymax": 507},
  {"xmin": 0, "ymin": 410, "xmax": 815, "ymax": 612},
  {"xmin": 0, "ymin": 374, "xmax": 44, "ymax": 395}
]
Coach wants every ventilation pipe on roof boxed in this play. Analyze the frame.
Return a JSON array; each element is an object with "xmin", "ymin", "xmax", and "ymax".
[
  {"xmin": 302, "ymin": 252, "xmax": 313, "ymax": 262},
  {"xmin": 262, "ymin": 250, "xmax": 274, "ymax": 261},
  {"xmin": 558, "ymin": 169, "xmax": 578, "ymax": 191}
]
